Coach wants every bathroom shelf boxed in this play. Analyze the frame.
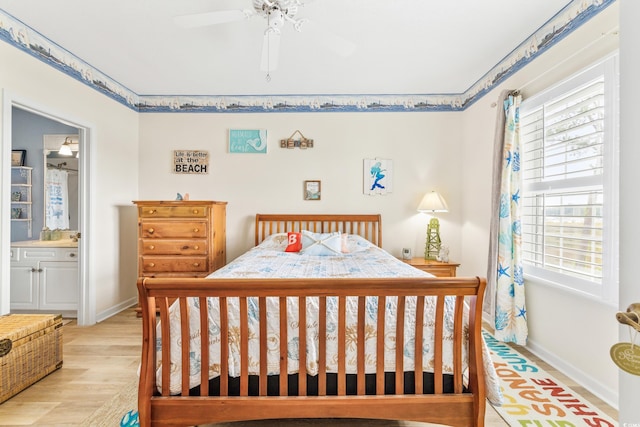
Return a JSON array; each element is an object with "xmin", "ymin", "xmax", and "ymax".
[{"xmin": 11, "ymin": 166, "xmax": 32, "ymax": 238}]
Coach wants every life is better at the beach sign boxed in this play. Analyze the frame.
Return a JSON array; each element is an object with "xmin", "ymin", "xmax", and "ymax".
[{"xmin": 173, "ymin": 150, "xmax": 209, "ymax": 174}]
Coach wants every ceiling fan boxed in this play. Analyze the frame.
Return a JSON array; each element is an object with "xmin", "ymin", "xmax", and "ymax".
[{"xmin": 174, "ymin": 0, "xmax": 356, "ymax": 78}]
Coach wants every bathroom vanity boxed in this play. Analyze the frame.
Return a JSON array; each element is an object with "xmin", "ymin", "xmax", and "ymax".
[{"xmin": 10, "ymin": 240, "xmax": 78, "ymax": 317}]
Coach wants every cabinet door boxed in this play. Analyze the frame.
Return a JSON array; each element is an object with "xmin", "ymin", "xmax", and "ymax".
[
  {"xmin": 10, "ymin": 262, "xmax": 39, "ymax": 309},
  {"xmin": 39, "ymin": 261, "xmax": 78, "ymax": 311}
]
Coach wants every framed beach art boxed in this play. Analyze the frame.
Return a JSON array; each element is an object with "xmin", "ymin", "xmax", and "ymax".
[
  {"xmin": 11, "ymin": 150, "xmax": 26, "ymax": 166},
  {"xmin": 304, "ymin": 180, "xmax": 321, "ymax": 200},
  {"xmin": 363, "ymin": 158, "xmax": 393, "ymax": 195}
]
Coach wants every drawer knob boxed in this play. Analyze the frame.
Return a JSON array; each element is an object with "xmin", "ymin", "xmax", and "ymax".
[
  {"xmin": 193, "ymin": 209, "xmax": 199, "ymax": 214},
  {"xmin": 147, "ymin": 228, "xmax": 155, "ymax": 234},
  {"xmin": 148, "ymin": 209, "xmax": 156, "ymax": 214},
  {"xmin": 149, "ymin": 245, "xmax": 155, "ymax": 250},
  {"xmin": 149, "ymin": 263, "xmax": 155, "ymax": 267},
  {"xmin": 193, "ymin": 262, "xmax": 200, "ymax": 267},
  {"xmin": 194, "ymin": 245, "xmax": 199, "ymax": 250},
  {"xmin": 69, "ymin": 253, "xmax": 76, "ymax": 258},
  {"xmin": 193, "ymin": 228, "xmax": 199, "ymax": 233}
]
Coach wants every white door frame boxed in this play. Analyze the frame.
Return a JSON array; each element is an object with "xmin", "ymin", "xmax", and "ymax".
[{"xmin": 1, "ymin": 90, "xmax": 95, "ymax": 325}]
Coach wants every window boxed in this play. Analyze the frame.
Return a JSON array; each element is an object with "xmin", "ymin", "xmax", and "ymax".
[{"xmin": 520, "ymin": 54, "xmax": 619, "ymax": 303}]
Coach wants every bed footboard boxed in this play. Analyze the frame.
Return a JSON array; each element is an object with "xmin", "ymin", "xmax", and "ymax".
[{"xmin": 137, "ymin": 277, "xmax": 487, "ymax": 427}]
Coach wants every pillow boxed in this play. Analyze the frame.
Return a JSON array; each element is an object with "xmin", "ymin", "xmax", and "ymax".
[
  {"xmin": 257, "ymin": 233, "xmax": 288, "ymax": 250},
  {"xmin": 300, "ymin": 230, "xmax": 343, "ymax": 256},
  {"xmin": 285, "ymin": 232, "xmax": 303, "ymax": 252},
  {"xmin": 341, "ymin": 233, "xmax": 350, "ymax": 253},
  {"xmin": 342, "ymin": 234, "xmax": 374, "ymax": 253}
]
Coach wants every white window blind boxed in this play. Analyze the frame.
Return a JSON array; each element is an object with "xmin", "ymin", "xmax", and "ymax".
[{"xmin": 520, "ymin": 54, "xmax": 618, "ymax": 302}]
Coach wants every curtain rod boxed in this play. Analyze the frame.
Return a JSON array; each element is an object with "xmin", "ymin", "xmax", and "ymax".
[
  {"xmin": 47, "ymin": 162, "xmax": 77, "ymax": 172},
  {"xmin": 491, "ymin": 27, "xmax": 618, "ymax": 108}
]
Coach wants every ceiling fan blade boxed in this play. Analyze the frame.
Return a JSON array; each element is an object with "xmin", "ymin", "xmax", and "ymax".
[
  {"xmin": 300, "ymin": 19, "xmax": 356, "ymax": 58},
  {"xmin": 174, "ymin": 9, "xmax": 252, "ymax": 28},
  {"xmin": 260, "ymin": 31, "xmax": 281, "ymax": 72}
]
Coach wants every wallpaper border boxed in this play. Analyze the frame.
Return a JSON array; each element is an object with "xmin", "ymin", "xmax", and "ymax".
[{"xmin": 0, "ymin": 0, "xmax": 615, "ymax": 113}]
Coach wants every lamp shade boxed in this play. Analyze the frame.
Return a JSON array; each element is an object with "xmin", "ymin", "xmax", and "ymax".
[
  {"xmin": 59, "ymin": 137, "xmax": 73, "ymax": 156},
  {"xmin": 417, "ymin": 191, "xmax": 449, "ymax": 213}
]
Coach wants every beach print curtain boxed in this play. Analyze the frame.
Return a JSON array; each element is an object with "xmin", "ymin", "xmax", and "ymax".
[
  {"xmin": 45, "ymin": 168, "xmax": 70, "ymax": 230},
  {"xmin": 486, "ymin": 91, "xmax": 528, "ymax": 345}
]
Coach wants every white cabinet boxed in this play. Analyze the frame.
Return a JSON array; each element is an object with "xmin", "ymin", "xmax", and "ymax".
[
  {"xmin": 11, "ymin": 167, "xmax": 33, "ymax": 238},
  {"xmin": 10, "ymin": 246, "xmax": 78, "ymax": 316}
]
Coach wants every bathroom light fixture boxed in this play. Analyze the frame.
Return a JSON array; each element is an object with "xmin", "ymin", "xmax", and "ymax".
[
  {"xmin": 59, "ymin": 137, "xmax": 73, "ymax": 156},
  {"xmin": 417, "ymin": 191, "xmax": 449, "ymax": 260}
]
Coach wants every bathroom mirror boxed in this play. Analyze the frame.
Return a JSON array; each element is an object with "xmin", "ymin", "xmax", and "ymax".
[{"xmin": 43, "ymin": 134, "xmax": 79, "ymax": 233}]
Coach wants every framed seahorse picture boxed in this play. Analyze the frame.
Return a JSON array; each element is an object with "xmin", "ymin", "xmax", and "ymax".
[{"xmin": 363, "ymin": 158, "xmax": 393, "ymax": 195}]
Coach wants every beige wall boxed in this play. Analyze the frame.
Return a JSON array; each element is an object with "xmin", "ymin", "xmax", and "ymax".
[
  {"xmin": 619, "ymin": 1, "xmax": 640, "ymax": 423},
  {"xmin": 461, "ymin": 3, "xmax": 620, "ymax": 407},
  {"xmin": 0, "ymin": 41, "xmax": 140, "ymax": 321},
  {"xmin": 138, "ymin": 112, "xmax": 464, "ymax": 262}
]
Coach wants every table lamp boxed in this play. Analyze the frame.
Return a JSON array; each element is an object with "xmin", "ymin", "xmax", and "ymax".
[{"xmin": 417, "ymin": 191, "xmax": 449, "ymax": 260}]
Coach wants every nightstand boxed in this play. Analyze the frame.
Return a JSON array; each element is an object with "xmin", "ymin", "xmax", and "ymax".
[{"xmin": 403, "ymin": 258, "xmax": 460, "ymax": 277}]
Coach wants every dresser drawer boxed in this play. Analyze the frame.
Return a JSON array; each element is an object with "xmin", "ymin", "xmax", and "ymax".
[
  {"xmin": 403, "ymin": 258, "xmax": 459, "ymax": 277},
  {"xmin": 419, "ymin": 265, "xmax": 457, "ymax": 277},
  {"xmin": 138, "ymin": 205, "xmax": 209, "ymax": 218},
  {"xmin": 140, "ymin": 256, "xmax": 209, "ymax": 273},
  {"xmin": 140, "ymin": 221, "xmax": 208, "ymax": 238},
  {"xmin": 140, "ymin": 239, "xmax": 208, "ymax": 255}
]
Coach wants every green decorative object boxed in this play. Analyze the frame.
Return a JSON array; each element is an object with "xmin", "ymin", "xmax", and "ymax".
[
  {"xmin": 417, "ymin": 190, "xmax": 449, "ymax": 260},
  {"xmin": 424, "ymin": 218, "xmax": 442, "ymax": 260}
]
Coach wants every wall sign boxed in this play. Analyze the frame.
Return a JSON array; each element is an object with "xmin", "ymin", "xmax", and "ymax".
[
  {"xmin": 229, "ymin": 129, "xmax": 267, "ymax": 153},
  {"xmin": 612, "ymin": 304, "xmax": 640, "ymax": 376},
  {"xmin": 173, "ymin": 150, "xmax": 209, "ymax": 174}
]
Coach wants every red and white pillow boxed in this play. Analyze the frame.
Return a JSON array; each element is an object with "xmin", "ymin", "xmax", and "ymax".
[{"xmin": 284, "ymin": 232, "xmax": 303, "ymax": 252}]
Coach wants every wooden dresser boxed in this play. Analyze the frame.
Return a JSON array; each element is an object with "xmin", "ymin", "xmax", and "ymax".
[{"xmin": 134, "ymin": 199, "xmax": 227, "ymax": 279}]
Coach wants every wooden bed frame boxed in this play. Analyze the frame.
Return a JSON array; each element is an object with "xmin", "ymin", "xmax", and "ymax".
[{"xmin": 137, "ymin": 214, "xmax": 488, "ymax": 427}]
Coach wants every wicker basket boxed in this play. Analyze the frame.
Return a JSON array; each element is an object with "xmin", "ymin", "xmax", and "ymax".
[{"xmin": 0, "ymin": 314, "xmax": 63, "ymax": 403}]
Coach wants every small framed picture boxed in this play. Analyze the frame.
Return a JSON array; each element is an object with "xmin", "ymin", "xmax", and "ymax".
[
  {"xmin": 304, "ymin": 180, "xmax": 321, "ymax": 201},
  {"xmin": 11, "ymin": 150, "xmax": 26, "ymax": 166}
]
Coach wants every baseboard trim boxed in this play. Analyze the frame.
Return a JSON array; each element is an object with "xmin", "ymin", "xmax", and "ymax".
[
  {"xmin": 96, "ymin": 297, "xmax": 137, "ymax": 323},
  {"xmin": 524, "ymin": 337, "xmax": 619, "ymax": 410}
]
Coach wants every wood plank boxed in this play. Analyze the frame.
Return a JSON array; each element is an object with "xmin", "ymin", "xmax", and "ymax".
[
  {"xmin": 219, "ymin": 297, "xmax": 229, "ymax": 396},
  {"xmin": 259, "ymin": 297, "xmax": 268, "ymax": 396},
  {"xmin": 279, "ymin": 297, "xmax": 288, "ymax": 396},
  {"xmin": 299, "ymin": 296, "xmax": 307, "ymax": 396},
  {"xmin": 376, "ymin": 295, "xmax": 386, "ymax": 395},
  {"xmin": 239, "ymin": 297, "xmax": 249, "ymax": 396}
]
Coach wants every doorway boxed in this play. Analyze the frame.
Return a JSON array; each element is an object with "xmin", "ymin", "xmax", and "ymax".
[{"xmin": 1, "ymin": 93, "xmax": 94, "ymax": 325}]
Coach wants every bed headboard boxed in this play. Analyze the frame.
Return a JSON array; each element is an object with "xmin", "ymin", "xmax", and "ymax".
[{"xmin": 255, "ymin": 214, "xmax": 382, "ymax": 247}]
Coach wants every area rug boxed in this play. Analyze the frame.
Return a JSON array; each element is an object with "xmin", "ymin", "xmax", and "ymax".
[
  {"xmin": 82, "ymin": 377, "xmax": 139, "ymax": 427},
  {"xmin": 88, "ymin": 332, "xmax": 617, "ymax": 427},
  {"xmin": 86, "ymin": 379, "xmax": 432, "ymax": 427},
  {"xmin": 483, "ymin": 330, "xmax": 618, "ymax": 426}
]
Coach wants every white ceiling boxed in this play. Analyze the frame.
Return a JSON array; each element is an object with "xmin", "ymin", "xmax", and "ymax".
[{"xmin": 0, "ymin": 0, "xmax": 576, "ymax": 97}]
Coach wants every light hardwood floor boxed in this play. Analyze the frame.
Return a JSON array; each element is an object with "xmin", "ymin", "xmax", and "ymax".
[
  {"xmin": 0, "ymin": 307, "xmax": 618, "ymax": 426},
  {"xmin": 0, "ymin": 308, "xmax": 142, "ymax": 426}
]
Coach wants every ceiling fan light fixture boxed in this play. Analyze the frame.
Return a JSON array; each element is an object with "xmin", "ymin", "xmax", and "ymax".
[
  {"xmin": 266, "ymin": 9, "xmax": 285, "ymax": 31},
  {"xmin": 175, "ymin": 0, "xmax": 354, "ymax": 80}
]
